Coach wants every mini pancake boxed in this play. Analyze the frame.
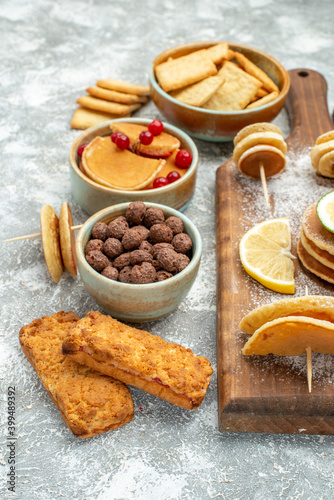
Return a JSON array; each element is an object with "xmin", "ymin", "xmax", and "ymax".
[
  {"xmin": 82, "ymin": 136, "xmax": 165, "ymax": 191},
  {"xmin": 239, "ymin": 295, "xmax": 334, "ymax": 334},
  {"xmin": 232, "ymin": 131, "xmax": 287, "ymax": 166},
  {"xmin": 302, "ymin": 204, "xmax": 334, "ymax": 256},
  {"xmin": 59, "ymin": 202, "xmax": 77, "ymax": 278},
  {"xmin": 110, "ymin": 122, "xmax": 180, "ymax": 157},
  {"xmin": 315, "ymin": 130, "xmax": 334, "ymax": 146},
  {"xmin": 310, "ymin": 139, "xmax": 334, "ymax": 173},
  {"xmin": 233, "ymin": 122, "xmax": 283, "ymax": 147},
  {"xmin": 237, "ymin": 144, "xmax": 286, "ymax": 178},
  {"xmin": 40, "ymin": 205, "xmax": 63, "ymax": 283},
  {"xmin": 243, "ymin": 316, "xmax": 334, "ymax": 356},
  {"xmin": 297, "ymin": 236, "xmax": 334, "ymax": 284},
  {"xmin": 300, "ymin": 227, "xmax": 334, "ymax": 270},
  {"xmin": 317, "ymin": 150, "xmax": 334, "ymax": 178},
  {"xmin": 145, "ymin": 149, "xmax": 187, "ymax": 189}
]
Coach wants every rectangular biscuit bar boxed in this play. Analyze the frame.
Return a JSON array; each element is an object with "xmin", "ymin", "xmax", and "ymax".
[
  {"xmin": 19, "ymin": 311, "xmax": 134, "ymax": 438},
  {"xmin": 62, "ymin": 311, "xmax": 213, "ymax": 410}
]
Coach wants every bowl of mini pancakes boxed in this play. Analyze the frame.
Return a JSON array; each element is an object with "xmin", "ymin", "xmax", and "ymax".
[
  {"xmin": 149, "ymin": 41, "xmax": 290, "ymax": 142},
  {"xmin": 69, "ymin": 117, "xmax": 198, "ymax": 215}
]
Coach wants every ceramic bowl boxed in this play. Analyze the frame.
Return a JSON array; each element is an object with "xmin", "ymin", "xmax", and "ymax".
[
  {"xmin": 69, "ymin": 118, "xmax": 198, "ymax": 215},
  {"xmin": 149, "ymin": 41, "xmax": 290, "ymax": 142},
  {"xmin": 76, "ymin": 202, "xmax": 202, "ymax": 322}
]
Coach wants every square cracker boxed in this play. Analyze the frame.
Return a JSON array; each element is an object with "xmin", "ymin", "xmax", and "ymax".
[
  {"xmin": 70, "ymin": 107, "xmax": 131, "ymax": 130},
  {"xmin": 155, "ymin": 49, "xmax": 218, "ymax": 93},
  {"xmin": 206, "ymin": 42, "xmax": 229, "ymax": 64},
  {"xmin": 86, "ymin": 86, "xmax": 148, "ymax": 104},
  {"xmin": 76, "ymin": 95, "xmax": 141, "ymax": 115},
  {"xmin": 170, "ymin": 75, "xmax": 225, "ymax": 107},
  {"xmin": 203, "ymin": 61, "xmax": 262, "ymax": 111},
  {"xmin": 246, "ymin": 91, "xmax": 279, "ymax": 109},
  {"xmin": 233, "ymin": 51, "xmax": 279, "ymax": 93}
]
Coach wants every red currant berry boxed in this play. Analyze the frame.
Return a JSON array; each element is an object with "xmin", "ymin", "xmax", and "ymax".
[
  {"xmin": 148, "ymin": 119, "xmax": 164, "ymax": 136},
  {"xmin": 139, "ymin": 130, "xmax": 154, "ymax": 145},
  {"xmin": 175, "ymin": 149, "xmax": 192, "ymax": 168},
  {"xmin": 115, "ymin": 133, "xmax": 130, "ymax": 150},
  {"xmin": 166, "ymin": 171, "xmax": 181, "ymax": 183},
  {"xmin": 77, "ymin": 143, "xmax": 88, "ymax": 157},
  {"xmin": 153, "ymin": 177, "xmax": 170, "ymax": 188},
  {"xmin": 111, "ymin": 131, "xmax": 122, "ymax": 143}
]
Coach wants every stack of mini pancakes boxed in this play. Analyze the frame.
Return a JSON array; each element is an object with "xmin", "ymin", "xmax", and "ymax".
[{"xmin": 298, "ymin": 203, "xmax": 334, "ymax": 283}]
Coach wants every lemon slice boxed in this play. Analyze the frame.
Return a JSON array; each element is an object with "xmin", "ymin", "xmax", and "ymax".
[
  {"xmin": 239, "ymin": 218, "xmax": 295, "ymax": 294},
  {"xmin": 316, "ymin": 190, "xmax": 334, "ymax": 233}
]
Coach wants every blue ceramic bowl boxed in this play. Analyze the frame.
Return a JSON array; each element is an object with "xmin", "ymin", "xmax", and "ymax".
[{"xmin": 76, "ymin": 202, "xmax": 202, "ymax": 322}]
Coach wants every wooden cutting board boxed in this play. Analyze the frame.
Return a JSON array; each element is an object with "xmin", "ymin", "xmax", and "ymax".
[{"xmin": 215, "ymin": 69, "xmax": 334, "ymax": 435}]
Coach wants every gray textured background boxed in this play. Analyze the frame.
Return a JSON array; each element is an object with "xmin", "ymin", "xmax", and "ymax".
[{"xmin": 1, "ymin": 1, "xmax": 334, "ymax": 499}]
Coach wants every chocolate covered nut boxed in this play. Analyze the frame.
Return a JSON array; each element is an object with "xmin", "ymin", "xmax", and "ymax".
[
  {"xmin": 91, "ymin": 222, "xmax": 108, "ymax": 241},
  {"xmin": 155, "ymin": 270, "xmax": 173, "ymax": 281},
  {"xmin": 119, "ymin": 265, "xmax": 133, "ymax": 283},
  {"xmin": 152, "ymin": 259, "xmax": 161, "ymax": 270},
  {"xmin": 130, "ymin": 249, "xmax": 153, "ymax": 266},
  {"xmin": 151, "ymin": 242, "xmax": 174, "ymax": 259},
  {"xmin": 136, "ymin": 225, "xmax": 149, "ymax": 240},
  {"xmin": 86, "ymin": 250, "xmax": 110, "ymax": 272},
  {"xmin": 176, "ymin": 253, "xmax": 190, "ymax": 272},
  {"xmin": 85, "ymin": 239, "xmax": 103, "ymax": 254},
  {"xmin": 156, "ymin": 248, "xmax": 179, "ymax": 273},
  {"xmin": 101, "ymin": 266, "xmax": 119, "ymax": 281},
  {"xmin": 143, "ymin": 207, "xmax": 165, "ymax": 228},
  {"xmin": 165, "ymin": 216, "xmax": 184, "ymax": 235},
  {"xmin": 139, "ymin": 240, "xmax": 153, "ymax": 253},
  {"xmin": 122, "ymin": 227, "xmax": 143, "ymax": 251},
  {"xmin": 172, "ymin": 233, "xmax": 193, "ymax": 254},
  {"xmin": 106, "ymin": 217, "xmax": 129, "ymax": 240},
  {"xmin": 103, "ymin": 237, "xmax": 124, "ymax": 259},
  {"xmin": 131, "ymin": 262, "xmax": 156, "ymax": 284},
  {"xmin": 149, "ymin": 224, "xmax": 173, "ymax": 243},
  {"xmin": 113, "ymin": 252, "xmax": 132, "ymax": 270},
  {"xmin": 126, "ymin": 201, "xmax": 146, "ymax": 226}
]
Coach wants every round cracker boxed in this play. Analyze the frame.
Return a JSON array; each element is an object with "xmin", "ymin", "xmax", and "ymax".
[
  {"xmin": 40, "ymin": 205, "xmax": 63, "ymax": 283},
  {"xmin": 233, "ymin": 122, "xmax": 283, "ymax": 147},
  {"xmin": 59, "ymin": 202, "xmax": 77, "ymax": 278},
  {"xmin": 232, "ymin": 131, "xmax": 287, "ymax": 166},
  {"xmin": 238, "ymin": 144, "xmax": 286, "ymax": 178}
]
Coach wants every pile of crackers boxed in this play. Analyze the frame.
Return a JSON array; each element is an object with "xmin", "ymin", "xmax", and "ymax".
[
  {"xmin": 155, "ymin": 42, "xmax": 280, "ymax": 111},
  {"xmin": 71, "ymin": 79, "xmax": 150, "ymax": 130}
]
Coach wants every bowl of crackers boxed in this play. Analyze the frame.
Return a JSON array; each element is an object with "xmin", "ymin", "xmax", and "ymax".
[
  {"xmin": 76, "ymin": 201, "xmax": 202, "ymax": 322},
  {"xmin": 69, "ymin": 117, "xmax": 198, "ymax": 215},
  {"xmin": 149, "ymin": 41, "xmax": 290, "ymax": 142}
]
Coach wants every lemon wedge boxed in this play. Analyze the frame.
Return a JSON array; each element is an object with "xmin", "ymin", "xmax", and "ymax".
[
  {"xmin": 316, "ymin": 190, "xmax": 334, "ymax": 233},
  {"xmin": 239, "ymin": 218, "xmax": 295, "ymax": 294}
]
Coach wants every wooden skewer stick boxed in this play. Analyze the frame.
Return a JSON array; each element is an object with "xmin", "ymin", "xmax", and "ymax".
[
  {"xmin": 259, "ymin": 162, "xmax": 269, "ymax": 207},
  {"xmin": 306, "ymin": 346, "xmax": 312, "ymax": 393},
  {"xmin": 304, "ymin": 285, "xmax": 312, "ymax": 393},
  {"xmin": 3, "ymin": 225, "xmax": 83, "ymax": 242}
]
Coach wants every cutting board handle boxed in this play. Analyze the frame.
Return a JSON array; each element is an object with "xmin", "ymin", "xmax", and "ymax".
[{"xmin": 286, "ymin": 68, "xmax": 333, "ymax": 147}]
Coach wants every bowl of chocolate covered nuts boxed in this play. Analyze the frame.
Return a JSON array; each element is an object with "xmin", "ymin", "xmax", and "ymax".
[{"xmin": 76, "ymin": 201, "xmax": 202, "ymax": 322}]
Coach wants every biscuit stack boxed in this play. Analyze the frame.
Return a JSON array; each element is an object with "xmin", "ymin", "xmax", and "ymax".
[
  {"xmin": 71, "ymin": 78, "xmax": 150, "ymax": 130},
  {"xmin": 297, "ymin": 204, "xmax": 334, "ymax": 283}
]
